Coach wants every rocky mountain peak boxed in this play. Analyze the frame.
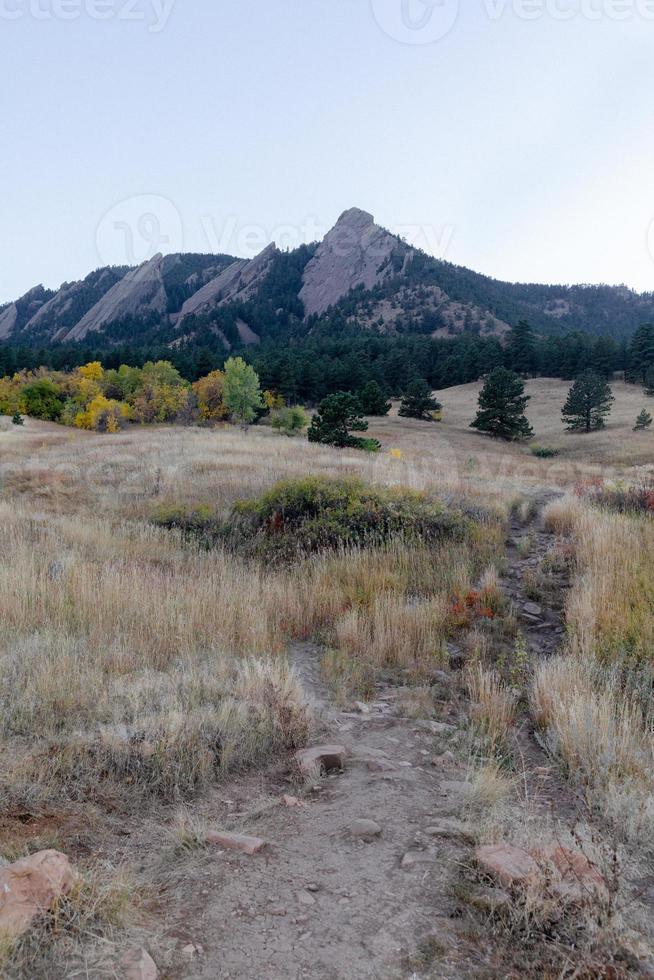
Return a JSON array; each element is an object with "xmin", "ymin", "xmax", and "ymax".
[{"xmin": 299, "ymin": 207, "xmax": 408, "ymax": 318}]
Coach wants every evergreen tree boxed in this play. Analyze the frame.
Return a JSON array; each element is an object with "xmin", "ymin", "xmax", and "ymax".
[
  {"xmin": 561, "ymin": 370, "xmax": 614, "ymax": 433},
  {"xmin": 634, "ymin": 409, "xmax": 653, "ymax": 431},
  {"xmin": 11, "ymin": 411, "xmax": 23, "ymax": 426},
  {"xmin": 645, "ymin": 364, "xmax": 654, "ymax": 397},
  {"xmin": 628, "ymin": 324, "xmax": 654, "ymax": 383},
  {"xmin": 507, "ymin": 320, "xmax": 537, "ymax": 376},
  {"xmin": 398, "ymin": 379, "xmax": 442, "ymax": 420},
  {"xmin": 471, "ymin": 367, "xmax": 533, "ymax": 441},
  {"xmin": 308, "ymin": 392, "xmax": 371, "ymax": 448},
  {"xmin": 357, "ymin": 380, "xmax": 391, "ymax": 416}
]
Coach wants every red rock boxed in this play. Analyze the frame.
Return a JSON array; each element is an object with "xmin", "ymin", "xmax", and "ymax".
[
  {"xmin": 531, "ymin": 844, "xmax": 609, "ymax": 903},
  {"xmin": 0, "ymin": 849, "xmax": 77, "ymax": 943},
  {"xmin": 205, "ymin": 831, "xmax": 268, "ymax": 855},
  {"xmin": 294, "ymin": 745, "xmax": 346, "ymax": 776},
  {"xmin": 121, "ymin": 947, "xmax": 159, "ymax": 980},
  {"xmin": 475, "ymin": 844, "xmax": 539, "ymax": 888}
]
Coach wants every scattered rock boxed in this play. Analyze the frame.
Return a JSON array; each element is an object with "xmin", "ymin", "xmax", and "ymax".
[
  {"xmin": 281, "ymin": 794, "xmax": 307, "ymax": 808},
  {"xmin": 446, "ymin": 643, "xmax": 465, "ymax": 670},
  {"xmin": 348, "ymin": 819, "xmax": 382, "ymax": 841},
  {"xmin": 0, "ymin": 849, "xmax": 77, "ymax": 943},
  {"xmin": 425, "ymin": 818, "xmax": 475, "ymax": 844},
  {"xmin": 181, "ymin": 944, "xmax": 198, "ymax": 958},
  {"xmin": 523, "ymin": 602, "xmax": 543, "ymax": 617},
  {"xmin": 354, "ymin": 701, "xmax": 370, "ymax": 714},
  {"xmin": 401, "ymin": 850, "xmax": 439, "ymax": 869},
  {"xmin": 468, "ymin": 886, "xmax": 511, "ymax": 914},
  {"xmin": 295, "ymin": 744, "xmax": 346, "ymax": 776},
  {"xmin": 297, "ymin": 890, "xmax": 316, "ymax": 906},
  {"xmin": 476, "ymin": 844, "xmax": 539, "ymax": 888},
  {"xmin": 431, "ymin": 751, "xmax": 455, "ymax": 766},
  {"xmin": 306, "ymin": 883, "xmax": 320, "ymax": 893},
  {"xmin": 366, "ymin": 758, "xmax": 397, "ymax": 773},
  {"xmin": 121, "ymin": 947, "xmax": 159, "ymax": 980},
  {"xmin": 205, "ymin": 832, "xmax": 268, "ymax": 855},
  {"xmin": 413, "ymin": 720, "xmax": 457, "ymax": 735}
]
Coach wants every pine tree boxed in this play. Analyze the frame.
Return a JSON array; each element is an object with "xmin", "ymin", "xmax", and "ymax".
[
  {"xmin": 628, "ymin": 324, "xmax": 654, "ymax": 383},
  {"xmin": 11, "ymin": 412, "xmax": 23, "ymax": 426},
  {"xmin": 471, "ymin": 368, "xmax": 533, "ymax": 441},
  {"xmin": 308, "ymin": 392, "xmax": 375, "ymax": 449},
  {"xmin": 634, "ymin": 409, "xmax": 653, "ymax": 431},
  {"xmin": 398, "ymin": 379, "xmax": 442, "ymax": 420},
  {"xmin": 645, "ymin": 364, "xmax": 654, "ymax": 397},
  {"xmin": 507, "ymin": 320, "xmax": 537, "ymax": 376},
  {"xmin": 562, "ymin": 370, "xmax": 614, "ymax": 433},
  {"xmin": 357, "ymin": 380, "xmax": 391, "ymax": 416}
]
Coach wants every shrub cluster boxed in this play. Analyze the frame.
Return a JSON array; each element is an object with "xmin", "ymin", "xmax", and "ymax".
[
  {"xmin": 574, "ymin": 478, "xmax": 654, "ymax": 516},
  {"xmin": 154, "ymin": 476, "xmax": 471, "ymax": 561}
]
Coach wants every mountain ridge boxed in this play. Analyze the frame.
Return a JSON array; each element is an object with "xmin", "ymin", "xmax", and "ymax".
[{"xmin": 4, "ymin": 207, "xmax": 654, "ymax": 350}]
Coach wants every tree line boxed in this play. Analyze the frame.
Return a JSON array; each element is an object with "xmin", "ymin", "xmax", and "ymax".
[{"xmin": 2, "ymin": 321, "xmax": 653, "ymax": 406}]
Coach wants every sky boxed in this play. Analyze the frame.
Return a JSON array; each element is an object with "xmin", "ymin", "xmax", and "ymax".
[{"xmin": 1, "ymin": 0, "xmax": 654, "ymax": 304}]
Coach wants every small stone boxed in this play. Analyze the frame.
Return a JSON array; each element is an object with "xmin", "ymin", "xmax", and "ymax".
[
  {"xmin": 121, "ymin": 947, "xmax": 159, "ymax": 980},
  {"xmin": 401, "ymin": 850, "xmax": 438, "ymax": 868},
  {"xmin": 413, "ymin": 720, "xmax": 457, "ymax": 735},
  {"xmin": 354, "ymin": 701, "xmax": 370, "ymax": 714},
  {"xmin": 425, "ymin": 818, "xmax": 475, "ymax": 843},
  {"xmin": 298, "ymin": 890, "xmax": 316, "ymax": 906},
  {"xmin": 306, "ymin": 883, "xmax": 320, "ymax": 892},
  {"xmin": 205, "ymin": 831, "xmax": 268, "ymax": 855},
  {"xmin": 523, "ymin": 602, "xmax": 543, "ymax": 617},
  {"xmin": 431, "ymin": 751, "xmax": 455, "ymax": 766},
  {"xmin": 269, "ymin": 907, "xmax": 286, "ymax": 917},
  {"xmin": 475, "ymin": 843, "xmax": 539, "ymax": 888},
  {"xmin": 366, "ymin": 758, "xmax": 397, "ymax": 772},
  {"xmin": 348, "ymin": 819, "xmax": 382, "ymax": 841},
  {"xmin": 181, "ymin": 944, "xmax": 197, "ymax": 957},
  {"xmin": 295, "ymin": 745, "xmax": 346, "ymax": 776},
  {"xmin": 281, "ymin": 794, "xmax": 307, "ymax": 808},
  {"xmin": 468, "ymin": 886, "xmax": 511, "ymax": 914}
]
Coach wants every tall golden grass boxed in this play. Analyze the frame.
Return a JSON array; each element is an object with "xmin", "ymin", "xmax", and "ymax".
[{"xmin": 535, "ymin": 497, "xmax": 654, "ymax": 846}]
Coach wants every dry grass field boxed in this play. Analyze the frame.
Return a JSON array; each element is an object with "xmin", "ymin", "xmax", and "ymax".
[{"xmin": 0, "ymin": 379, "xmax": 653, "ymax": 978}]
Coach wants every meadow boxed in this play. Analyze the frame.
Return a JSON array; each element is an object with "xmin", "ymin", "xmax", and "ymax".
[{"xmin": 1, "ymin": 379, "xmax": 653, "ymax": 978}]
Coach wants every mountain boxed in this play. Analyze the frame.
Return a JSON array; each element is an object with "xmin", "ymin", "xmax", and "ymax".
[
  {"xmin": 299, "ymin": 207, "xmax": 410, "ymax": 317},
  {"xmin": 0, "ymin": 284, "xmax": 57, "ymax": 339},
  {"xmin": 2, "ymin": 207, "xmax": 653, "ymax": 352}
]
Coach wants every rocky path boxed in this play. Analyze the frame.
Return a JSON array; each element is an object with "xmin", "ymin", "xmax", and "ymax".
[
  {"xmin": 137, "ymin": 495, "xmax": 580, "ymax": 980},
  {"xmin": 500, "ymin": 492, "xmax": 568, "ymax": 659},
  {"xmin": 151, "ymin": 642, "xmax": 483, "ymax": 980}
]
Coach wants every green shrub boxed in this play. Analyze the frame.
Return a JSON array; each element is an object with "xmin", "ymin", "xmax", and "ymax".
[
  {"xmin": 227, "ymin": 477, "xmax": 469, "ymax": 560},
  {"xmin": 530, "ymin": 445, "xmax": 559, "ymax": 458},
  {"xmin": 153, "ymin": 477, "xmax": 471, "ymax": 561}
]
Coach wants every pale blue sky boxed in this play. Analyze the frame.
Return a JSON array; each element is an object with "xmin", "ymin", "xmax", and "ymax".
[{"xmin": 2, "ymin": 0, "xmax": 654, "ymax": 303}]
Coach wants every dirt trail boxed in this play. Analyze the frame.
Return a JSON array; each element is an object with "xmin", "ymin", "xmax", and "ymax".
[
  {"xmin": 138, "ymin": 494, "xmax": 581, "ymax": 979},
  {"xmin": 156, "ymin": 642, "xmax": 479, "ymax": 980}
]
